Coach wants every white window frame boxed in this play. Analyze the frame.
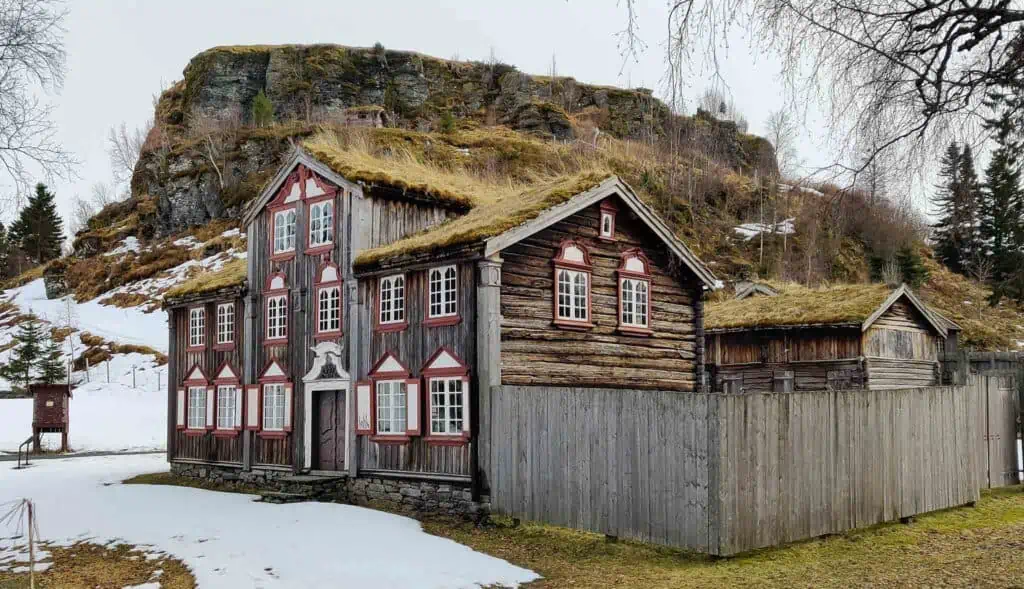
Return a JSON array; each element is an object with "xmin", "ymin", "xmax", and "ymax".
[
  {"xmin": 216, "ymin": 385, "xmax": 238, "ymax": 430},
  {"xmin": 273, "ymin": 208, "xmax": 297, "ymax": 254},
  {"xmin": 262, "ymin": 383, "xmax": 286, "ymax": 431},
  {"xmin": 556, "ymin": 268, "xmax": 589, "ymax": 322},
  {"xmin": 187, "ymin": 386, "xmax": 207, "ymax": 429},
  {"xmin": 378, "ymin": 274, "xmax": 406, "ymax": 325},
  {"xmin": 308, "ymin": 200, "xmax": 334, "ymax": 248},
  {"xmin": 318, "ymin": 285, "xmax": 342, "ymax": 334},
  {"xmin": 266, "ymin": 295, "xmax": 288, "ymax": 340},
  {"xmin": 189, "ymin": 307, "xmax": 205, "ymax": 348},
  {"xmin": 216, "ymin": 303, "xmax": 234, "ymax": 345},
  {"xmin": 600, "ymin": 211, "xmax": 614, "ymax": 238},
  {"xmin": 428, "ymin": 377, "xmax": 465, "ymax": 436},
  {"xmin": 428, "ymin": 265, "xmax": 458, "ymax": 319},
  {"xmin": 620, "ymin": 277, "xmax": 650, "ymax": 328},
  {"xmin": 375, "ymin": 379, "xmax": 407, "ymax": 435}
]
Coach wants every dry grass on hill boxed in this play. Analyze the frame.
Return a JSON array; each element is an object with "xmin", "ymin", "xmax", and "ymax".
[{"xmin": 0, "ymin": 541, "xmax": 194, "ymax": 589}]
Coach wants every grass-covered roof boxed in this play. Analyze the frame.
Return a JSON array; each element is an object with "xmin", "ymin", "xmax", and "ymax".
[
  {"xmin": 705, "ymin": 282, "xmax": 894, "ymax": 330},
  {"xmin": 164, "ymin": 257, "xmax": 246, "ymax": 303}
]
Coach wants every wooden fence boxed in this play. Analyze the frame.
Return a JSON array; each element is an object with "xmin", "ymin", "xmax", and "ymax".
[{"xmin": 490, "ymin": 378, "xmax": 1008, "ymax": 556}]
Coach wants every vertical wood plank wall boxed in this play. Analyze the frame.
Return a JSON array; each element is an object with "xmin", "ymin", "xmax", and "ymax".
[
  {"xmin": 500, "ymin": 204, "xmax": 700, "ymax": 391},
  {"xmin": 489, "ymin": 382, "xmax": 987, "ymax": 556},
  {"xmin": 865, "ymin": 299, "xmax": 940, "ymax": 389}
]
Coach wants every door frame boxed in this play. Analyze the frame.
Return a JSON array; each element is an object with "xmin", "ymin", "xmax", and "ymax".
[{"xmin": 302, "ymin": 341, "xmax": 351, "ymax": 472}]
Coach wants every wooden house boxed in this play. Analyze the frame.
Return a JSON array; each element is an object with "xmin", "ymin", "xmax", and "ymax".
[
  {"xmin": 705, "ymin": 283, "xmax": 960, "ymax": 392},
  {"xmin": 162, "ymin": 144, "xmax": 716, "ymax": 508}
]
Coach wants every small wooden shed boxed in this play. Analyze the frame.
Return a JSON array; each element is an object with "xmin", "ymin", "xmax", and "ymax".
[
  {"xmin": 705, "ymin": 283, "xmax": 959, "ymax": 392},
  {"xmin": 30, "ymin": 383, "xmax": 72, "ymax": 452}
]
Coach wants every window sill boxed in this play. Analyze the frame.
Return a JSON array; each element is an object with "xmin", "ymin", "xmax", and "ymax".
[
  {"xmin": 185, "ymin": 346, "xmax": 206, "ymax": 353},
  {"xmin": 305, "ymin": 244, "xmax": 333, "ymax": 256},
  {"xmin": 553, "ymin": 319, "xmax": 595, "ymax": 331},
  {"xmin": 213, "ymin": 430, "xmax": 240, "ymax": 438},
  {"xmin": 313, "ymin": 331, "xmax": 343, "ymax": 341},
  {"xmin": 424, "ymin": 315, "xmax": 461, "ymax": 328},
  {"xmin": 183, "ymin": 429, "xmax": 207, "ymax": 437},
  {"xmin": 263, "ymin": 338, "xmax": 288, "ymax": 347},
  {"xmin": 270, "ymin": 251, "xmax": 295, "ymax": 262},
  {"xmin": 370, "ymin": 435, "xmax": 411, "ymax": 445},
  {"xmin": 617, "ymin": 326, "xmax": 653, "ymax": 337},
  {"xmin": 424, "ymin": 436, "xmax": 470, "ymax": 446},
  {"xmin": 213, "ymin": 343, "xmax": 235, "ymax": 352},
  {"xmin": 257, "ymin": 431, "xmax": 289, "ymax": 440},
  {"xmin": 597, "ymin": 235, "xmax": 615, "ymax": 242},
  {"xmin": 375, "ymin": 321, "xmax": 408, "ymax": 333}
]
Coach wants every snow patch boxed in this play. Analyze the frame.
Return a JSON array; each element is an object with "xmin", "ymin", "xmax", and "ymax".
[
  {"xmin": 104, "ymin": 237, "xmax": 142, "ymax": 257},
  {"xmin": 734, "ymin": 218, "xmax": 795, "ymax": 241}
]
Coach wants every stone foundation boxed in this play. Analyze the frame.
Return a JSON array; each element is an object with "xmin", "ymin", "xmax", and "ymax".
[{"xmin": 169, "ymin": 462, "xmax": 488, "ymax": 519}]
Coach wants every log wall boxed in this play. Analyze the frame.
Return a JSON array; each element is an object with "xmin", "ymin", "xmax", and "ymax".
[{"xmin": 500, "ymin": 203, "xmax": 701, "ymax": 391}]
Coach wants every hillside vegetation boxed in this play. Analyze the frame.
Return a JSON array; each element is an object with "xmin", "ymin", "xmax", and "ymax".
[{"xmin": 9, "ymin": 43, "xmax": 1024, "ymax": 351}]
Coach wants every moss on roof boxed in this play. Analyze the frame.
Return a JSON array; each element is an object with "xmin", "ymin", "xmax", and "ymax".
[
  {"xmin": 164, "ymin": 257, "xmax": 246, "ymax": 301},
  {"xmin": 705, "ymin": 282, "xmax": 893, "ymax": 330}
]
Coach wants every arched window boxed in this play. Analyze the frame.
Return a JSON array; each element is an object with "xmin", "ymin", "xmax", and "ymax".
[
  {"xmin": 598, "ymin": 199, "xmax": 618, "ymax": 240},
  {"xmin": 618, "ymin": 249, "xmax": 653, "ymax": 335},
  {"xmin": 265, "ymin": 273, "xmax": 288, "ymax": 343},
  {"xmin": 315, "ymin": 263, "xmax": 342, "ymax": 339},
  {"xmin": 272, "ymin": 208, "xmax": 296, "ymax": 255},
  {"xmin": 552, "ymin": 240, "xmax": 593, "ymax": 329}
]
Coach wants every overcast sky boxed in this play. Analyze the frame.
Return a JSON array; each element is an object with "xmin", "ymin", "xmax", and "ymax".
[{"xmin": 30, "ymin": 0, "xmax": 830, "ymax": 232}]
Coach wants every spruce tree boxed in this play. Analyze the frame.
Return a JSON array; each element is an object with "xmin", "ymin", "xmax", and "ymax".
[
  {"xmin": 251, "ymin": 90, "xmax": 274, "ymax": 128},
  {"xmin": 0, "ymin": 316, "xmax": 45, "ymax": 389},
  {"xmin": 38, "ymin": 336, "xmax": 65, "ymax": 384},
  {"xmin": 979, "ymin": 117, "xmax": 1024, "ymax": 303},
  {"xmin": 0, "ymin": 221, "xmax": 9, "ymax": 280},
  {"xmin": 932, "ymin": 142, "xmax": 982, "ymax": 275},
  {"xmin": 957, "ymin": 145, "xmax": 983, "ymax": 266},
  {"xmin": 9, "ymin": 183, "xmax": 64, "ymax": 264}
]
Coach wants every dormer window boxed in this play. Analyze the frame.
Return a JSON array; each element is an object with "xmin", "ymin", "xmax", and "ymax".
[
  {"xmin": 308, "ymin": 199, "xmax": 333, "ymax": 249},
  {"xmin": 273, "ymin": 209, "xmax": 296, "ymax": 255},
  {"xmin": 618, "ymin": 249, "xmax": 653, "ymax": 335},
  {"xmin": 552, "ymin": 240, "xmax": 593, "ymax": 329},
  {"xmin": 598, "ymin": 199, "xmax": 617, "ymax": 240}
]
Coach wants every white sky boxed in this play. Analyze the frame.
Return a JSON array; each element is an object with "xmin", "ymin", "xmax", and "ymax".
[{"xmin": 27, "ymin": 0, "xmax": 832, "ymax": 233}]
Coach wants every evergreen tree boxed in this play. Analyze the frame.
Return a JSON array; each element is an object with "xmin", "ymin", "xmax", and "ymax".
[
  {"xmin": 38, "ymin": 336, "xmax": 65, "ymax": 384},
  {"xmin": 9, "ymin": 183, "xmax": 64, "ymax": 264},
  {"xmin": 0, "ymin": 316, "xmax": 45, "ymax": 389},
  {"xmin": 0, "ymin": 221, "xmax": 9, "ymax": 280},
  {"xmin": 932, "ymin": 143, "xmax": 982, "ymax": 275},
  {"xmin": 957, "ymin": 145, "xmax": 983, "ymax": 265},
  {"xmin": 251, "ymin": 90, "xmax": 274, "ymax": 128},
  {"xmin": 979, "ymin": 117, "xmax": 1024, "ymax": 303},
  {"xmin": 895, "ymin": 246, "xmax": 929, "ymax": 287}
]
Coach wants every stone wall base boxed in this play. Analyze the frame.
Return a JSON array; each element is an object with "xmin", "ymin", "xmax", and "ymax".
[{"xmin": 169, "ymin": 462, "xmax": 488, "ymax": 519}]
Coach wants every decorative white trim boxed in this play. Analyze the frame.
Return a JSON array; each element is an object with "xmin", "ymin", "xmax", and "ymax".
[
  {"xmin": 185, "ymin": 365, "xmax": 206, "ymax": 382},
  {"xmin": 301, "ymin": 342, "xmax": 352, "ymax": 472},
  {"xmin": 241, "ymin": 149, "xmax": 358, "ymax": 228},
  {"xmin": 262, "ymin": 360, "xmax": 286, "ymax": 378},
  {"xmin": 269, "ymin": 275, "xmax": 286, "ymax": 290},
  {"xmin": 217, "ymin": 363, "xmax": 238, "ymax": 380},
  {"xmin": 321, "ymin": 265, "xmax": 339, "ymax": 283},
  {"xmin": 425, "ymin": 349, "xmax": 462, "ymax": 370}
]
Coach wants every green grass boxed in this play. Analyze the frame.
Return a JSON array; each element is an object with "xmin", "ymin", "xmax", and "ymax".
[
  {"xmin": 122, "ymin": 471, "xmax": 263, "ymax": 495},
  {"xmin": 0, "ymin": 541, "xmax": 194, "ymax": 589}
]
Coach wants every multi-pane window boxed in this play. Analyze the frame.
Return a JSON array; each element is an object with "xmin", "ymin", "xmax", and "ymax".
[
  {"xmin": 216, "ymin": 303, "xmax": 234, "ymax": 345},
  {"xmin": 429, "ymin": 377, "xmax": 464, "ymax": 435},
  {"xmin": 620, "ymin": 278, "xmax": 650, "ymax": 328},
  {"xmin": 309, "ymin": 200, "xmax": 333, "ymax": 247},
  {"xmin": 187, "ymin": 386, "xmax": 206, "ymax": 429},
  {"xmin": 428, "ymin": 266, "xmax": 458, "ymax": 318},
  {"xmin": 273, "ymin": 209, "xmax": 296, "ymax": 254},
  {"xmin": 379, "ymin": 275, "xmax": 405, "ymax": 325},
  {"xmin": 375, "ymin": 380, "xmax": 407, "ymax": 434},
  {"xmin": 267, "ymin": 295, "xmax": 288, "ymax": 339},
  {"xmin": 556, "ymin": 269, "xmax": 589, "ymax": 321},
  {"xmin": 216, "ymin": 385, "xmax": 237, "ymax": 429},
  {"xmin": 318, "ymin": 286, "xmax": 341, "ymax": 333},
  {"xmin": 600, "ymin": 212, "xmax": 614, "ymax": 238},
  {"xmin": 263, "ymin": 383, "xmax": 286, "ymax": 431},
  {"xmin": 189, "ymin": 308, "xmax": 205, "ymax": 348}
]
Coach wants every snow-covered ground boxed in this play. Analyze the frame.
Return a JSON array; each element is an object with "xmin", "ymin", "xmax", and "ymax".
[
  {"xmin": 734, "ymin": 218, "xmax": 796, "ymax": 241},
  {"xmin": 0, "ymin": 455, "xmax": 539, "ymax": 588}
]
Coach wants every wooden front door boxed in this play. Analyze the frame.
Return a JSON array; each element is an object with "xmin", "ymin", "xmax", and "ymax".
[{"xmin": 315, "ymin": 389, "xmax": 345, "ymax": 471}]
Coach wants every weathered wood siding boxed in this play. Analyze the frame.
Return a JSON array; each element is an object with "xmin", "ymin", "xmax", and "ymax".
[
  {"xmin": 352, "ymin": 263, "xmax": 476, "ymax": 478},
  {"xmin": 489, "ymin": 385, "xmax": 713, "ymax": 551},
  {"xmin": 169, "ymin": 298, "xmax": 246, "ymax": 464},
  {"xmin": 864, "ymin": 299, "xmax": 940, "ymax": 389},
  {"xmin": 715, "ymin": 384, "xmax": 980, "ymax": 555},
  {"xmin": 500, "ymin": 204, "xmax": 700, "ymax": 391},
  {"xmin": 715, "ymin": 359, "xmax": 864, "ymax": 392}
]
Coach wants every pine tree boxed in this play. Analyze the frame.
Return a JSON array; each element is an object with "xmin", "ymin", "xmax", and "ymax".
[
  {"xmin": 251, "ymin": 90, "xmax": 274, "ymax": 128},
  {"xmin": 979, "ymin": 117, "xmax": 1024, "ymax": 303},
  {"xmin": 38, "ymin": 336, "xmax": 65, "ymax": 384},
  {"xmin": 0, "ymin": 316, "xmax": 45, "ymax": 390},
  {"xmin": 895, "ymin": 246, "xmax": 929, "ymax": 287},
  {"xmin": 932, "ymin": 143, "xmax": 982, "ymax": 275},
  {"xmin": 0, "ymin": 221, "xmax": 9, "ymax": 280},
  {"xmin": 9, "ymin": 183, "xmax": 64, "ymax": 264},
  {"xmin": 957, "ymin": 145, "xmax": 983, "ymax": 266}
]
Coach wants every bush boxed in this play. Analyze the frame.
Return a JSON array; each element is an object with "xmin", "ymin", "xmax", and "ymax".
[{"xmin": 251, "ymin": 90, "xmax": 274, "ymax": 128}]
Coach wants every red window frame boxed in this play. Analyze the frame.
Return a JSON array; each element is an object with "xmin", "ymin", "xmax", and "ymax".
[
  {"xmin": 304, "ymin": 171, "xmax": 338, "ymax": 255},
  {"xmin": 421, "ymin": 347, "xmax": 471, "ymax": 446},
  {"xmin": 314, "ymin": 262, "xmax": 343, "ymax": 340},
  {"xmin": 181, "ymin": 364, "xmax": 210, "ymax": 435},
  {"xmin": 211, "ymin": 361, "xmax": 242, "ymax": 437},
  {"xmin": 598, "ymin": 199, "xmax": 618, "ymax": 241},
  {"xmin": 552, "ymin": 239, "xmax": 595, "ymax": 330},
  {"xmin": 186, "ymin": 305, "xmax": 206, "ymax": 352},
  {"xmin": 424, "ymin": 265, "xmax": 461, "ymax": 327},
  {"xmin": 269, "ymin": 203, "xmax": 298, "ymax": 262},
  {"xmin": 256, "ymin": 358, "xmax": 291, "ymax": 439},
  {"xmin": 264, "ymin": 272, "xmax": 289, "ymax": 346},
  {"xmin": 213, "ymin": 302, "xmax": 235, "ymax": 351},
  {"xmin": 374, "ymin": 274, "xmax": 408, "ymax": 333},
  {"xmin": 366, "ymin": 352, "xmax": 418, "ymax": 444},
  {"xmin": 617, "ymin": 248, "xmax": 654, "ymax": 336}
]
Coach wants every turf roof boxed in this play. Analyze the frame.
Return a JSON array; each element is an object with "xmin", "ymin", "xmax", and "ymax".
[
  {"xmin": 164, "ymin": 257, "xmax": 246, "ymax": 302},
  {"xmin": 705, "ymin": 282, "xmax": 894, "ymax": 330}
]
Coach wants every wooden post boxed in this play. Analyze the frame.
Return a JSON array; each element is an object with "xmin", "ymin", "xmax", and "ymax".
[
  {"xmin": 475, "ymin": 256, "xmax": 503, "ymax": 498},
  {"xmin": 27, "ymin": 500, "xmax": 35, "ymax": 589}
]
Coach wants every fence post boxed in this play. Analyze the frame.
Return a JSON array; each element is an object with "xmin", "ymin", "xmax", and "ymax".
[
  {"xmin": 106, "ymin": 360, "xmax": 110, "ymax": 383},
  {"xmin": 132, "ymin": 365, "xmax": 136, "ymax": 389}
]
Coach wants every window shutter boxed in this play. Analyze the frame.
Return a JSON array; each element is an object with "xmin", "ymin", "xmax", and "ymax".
[
  {"xmin": 283, "ymin": 383, "xmax": 294, "ymax": 432},
  {"xmin": 205, "ymin": 386, "xmax": 215, "ymax": 430},
  {"xmin": 176, "ymin": 388, "xmax": 185, "ymax": 430},
  {"xmin": 461, "ymin": 376, "xmax": 471, "ymax": 438},
  {"xmin": 246, "ymin": 385, "xmax": 260, "ymax": 430},
  {"xmin": 234, "ymin": 387, "xmax": 244, "ymax": 430},
  {"xmin": 405, "ymin": 379, "xmax": 421, "ymax": 436},
  {"xmin": 355, "ymin": 381, "xmax": 372, "ymax": 435}
]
